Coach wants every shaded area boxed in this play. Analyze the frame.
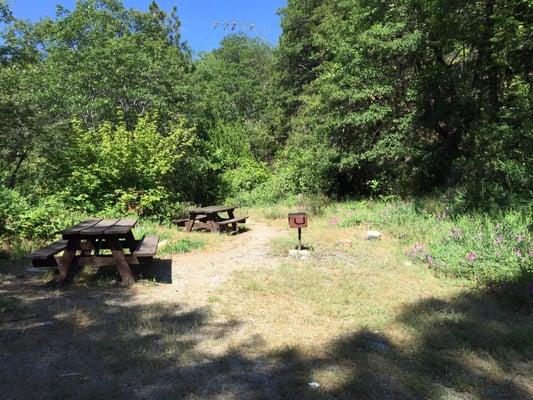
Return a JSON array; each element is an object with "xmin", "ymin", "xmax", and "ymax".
[
  {"xmin": 54, "ymin": 257, "xmax": 174, "ymax": 286},
  {"xmin": 0, "ymin": 275, "xmax": 531, "ymax": 399}
]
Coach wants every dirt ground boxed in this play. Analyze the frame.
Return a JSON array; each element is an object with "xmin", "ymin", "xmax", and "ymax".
[
  {"xmin": 0, "ymin": 220, "xmax": 291, "ymax": 400},
  {"xmin": 1, "ymin": 218, "xmax": 531, "ymax": 400},
  {"xmin": 161, "ymin": 221, "xmax": 283, "ymax": 305}
]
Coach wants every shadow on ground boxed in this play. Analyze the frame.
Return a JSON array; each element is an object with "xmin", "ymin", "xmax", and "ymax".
[
  {"xmin": 64, "ymin": 258, "xmax": 174, "ymax": 285},
  {"xmin": 0, "ymin": 273, "xmax": 531, "ymax": 399}
]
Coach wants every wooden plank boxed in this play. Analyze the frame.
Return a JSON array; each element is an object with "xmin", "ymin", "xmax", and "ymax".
[
  {"xmin": 133, "ymin": 235, "xmax": 159, "ymax": 257},
  {"xmin": 80, "ymin": 219, "xmax": 121, "ymax": 236},
  {"xmin": 172, "ymin": 218, "xmax": 189, "ymax": 226},
  {"xmin": 59, "ymin": 219, "xmax": 102, "ymax": 236},
  {"xmin": 207, "ymin": 220, "xmax": 220, "ymax": 233},
  {"xmin": 189, "ymin": 205, "xmax": 236, "ymax": 214},
  {"xmin": 27, "ymin": 240, "xmax": 68, "ymax": 260},
  {"xmin": 32, "ymin": 258, "xmax": 59, "ymax": 268},
  {"xmin": 103, "ymin": 218, "xmax": 137, "ymax": 235},
  {"xmin": 109, "ymin": 237, "xmax": 135, "ymax": 286},
  {"xmin": 57, "ymin": 238, "xmax": 80, "ymax": 287},
  {"xmin": 217, "ymin": 217, "xmax": 247, "ymax": 226},
  {"xmin": 61, "ymin": 255, "xmax": 145, "ymax": 267}
]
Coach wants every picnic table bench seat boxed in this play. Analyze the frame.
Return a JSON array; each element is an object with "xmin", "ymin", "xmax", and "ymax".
[
  {"xmin": 133, "ymin": 235, "xmax": 159, "ymax": 258},
  {"xmin": 27, "ymin": 240, "xmax": 68, "ymax": 267},
  {"xmin": 217, "ymin": 216, "xmax": 248, "ymax": 233},
  {"xmin": 217, "ymin": 216, "xmax": 248, "ymax": 226},
  {"xmin": 172, "ymin": 214, "xmax": 207, "ymax": 226}
]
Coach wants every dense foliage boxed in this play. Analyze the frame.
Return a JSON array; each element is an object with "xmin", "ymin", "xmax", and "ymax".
[
  {"xmin": 277, "ymin": 0, "xmax": 532, "ymax": 207},
  {"xmin": 0, "ymin": 0, "xmax": 531, "ymax": 252}
]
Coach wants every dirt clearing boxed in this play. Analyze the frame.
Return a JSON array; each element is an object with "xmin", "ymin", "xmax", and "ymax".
[{"xmin": 1, "ymin": 217, "xmax": 531, "ymax": 399}]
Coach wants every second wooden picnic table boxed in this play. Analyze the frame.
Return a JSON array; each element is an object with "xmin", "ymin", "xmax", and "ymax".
[{"xmin": 184, "ymin": 205, "xmax": 247, "ymax": 233}]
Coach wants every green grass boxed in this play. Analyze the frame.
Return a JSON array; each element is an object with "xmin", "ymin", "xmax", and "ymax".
[
  {"xmin": 327, "ymin": 200, "xmax": 532, "ymax": 297},
  {"xmin": 160, "ymin": 237, "xmax": 205, "ymax": 254}
]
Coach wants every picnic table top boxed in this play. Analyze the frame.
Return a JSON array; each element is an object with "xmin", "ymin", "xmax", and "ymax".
[
  {"xmin": 59, "ymin": 218, "xmax": 138, "ymax": 237},
  {"xmin": 188, "ymin": 205, "xmax": 237, "ymax": 214}
]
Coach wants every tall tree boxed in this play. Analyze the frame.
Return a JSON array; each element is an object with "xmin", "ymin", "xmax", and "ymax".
[
  {"xmin": 276, "ymin": 0, "xmax": 532, "ymax": 205},
  {"xmin": 0, "ymin": 0, "xmax": 194, "ymax": 191}
]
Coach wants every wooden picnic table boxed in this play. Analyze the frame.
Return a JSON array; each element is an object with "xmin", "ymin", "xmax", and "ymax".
[
  {"xmin": 28, "ymin": 218, "xmax": 159, "ymax": 287},
  {"xmin": 184, "ymin": 205, "xmax": 247, "ymax": 233}
]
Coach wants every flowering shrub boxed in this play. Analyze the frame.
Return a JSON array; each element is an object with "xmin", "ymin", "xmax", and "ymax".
[{"xmin": 338, "ymin": 200, "xmax": 532, "ymax": 289}]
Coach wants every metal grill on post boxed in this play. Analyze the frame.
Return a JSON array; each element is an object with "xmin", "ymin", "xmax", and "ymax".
[{"xmin": 288, "ymin": 212, "xmax": 308, "ymax": 250}]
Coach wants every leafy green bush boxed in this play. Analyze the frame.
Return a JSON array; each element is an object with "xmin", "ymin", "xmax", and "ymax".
[
  {"xmin": 222, "ymin": 159, "xmax": 272, "ymax": 199},
  {"xmin": 451, "ymin": 120, "xmax": 533, "ymax": 212},
  {"xmin": 61, "ymin": 115, "xmax": 196, "ymax": 218},
  {"xmin": 1, "ymin": 186, "xmax": 86, "ymax": 240},
  {"xmin": 231, "ymin": 171, "xmax": 294, "ymax": 206},
  {"xmin": 0, "ymin": 186, "xmax": 28, "ymax": 238}
]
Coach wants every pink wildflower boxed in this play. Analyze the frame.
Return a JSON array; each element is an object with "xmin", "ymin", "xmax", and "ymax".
[
  {"xmin": 466, "ymin": 251, "xmax": 478, "ymax": 262},
  {"xmin": 411, "ymin": 243, "xmax": 425, "ymax": 254},
  {"xmin": 515, "ymin": 249, "xmax": 522, "ymax": 258},
  {"xmin": 330, "ymin": 217, "xmax": 339, "ymax": 225},
  {"xmin": 495, "ymin": 235, "xmax": 504, "ymax": 245}
]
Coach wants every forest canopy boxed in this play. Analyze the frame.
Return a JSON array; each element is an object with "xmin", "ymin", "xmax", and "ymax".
[{"xmin": 0, "ymin": 0, "xmax": 531, "ymax": 238}]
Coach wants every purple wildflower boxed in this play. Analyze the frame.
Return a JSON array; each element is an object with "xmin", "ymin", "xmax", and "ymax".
[
  {"xmin": 330, "ymin": 217, "xmax": 339, "ymax": 225},
  {"xmin": 495, "ymin": 251, "xmax": 501, "ymax": 257},
  {"xmin": 427, "ymin": 255, "xmax": 434, "ymax": 265},
  {"xmin": 515, "ymin": 249, "xmax": 522, "ymax": 258},
  {"xmin": 495, "ymin": 223, "xmax": 501, "ymax": 230},
  {"xmin": 495, "ymin": 235, "xmax": 504, "ymax": 245},
  {"xmin": 466, "ymin": 251, "xmax": 478, "ymax": 262}
]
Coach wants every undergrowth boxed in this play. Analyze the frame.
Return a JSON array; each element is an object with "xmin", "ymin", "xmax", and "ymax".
[
  {"xmin": 160, "ymin": 237, "xmax": 205, "ymax": 254},
  {"xmin": 331, "ymin": 200, "xmax": 532, "ymax": 302}
]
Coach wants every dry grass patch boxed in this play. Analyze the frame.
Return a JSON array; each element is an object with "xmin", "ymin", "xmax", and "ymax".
[{"xmin": 203, "ymin": 208, "xmax": 532, "ymax": 399}]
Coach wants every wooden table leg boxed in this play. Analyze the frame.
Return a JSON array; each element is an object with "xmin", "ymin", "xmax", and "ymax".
[
  {"xmin": 204, "ymin": 212, "xmax": 218, "ymax": 233},
  {"xmin": 185, "ymin": 214, "xmax": 196, "ymax": 232},
  {"xmin": 207, "ymin": 220, "xmax": 220, "ymax": 233},
  {"xmin": 124, "ymin": 231, "xmax": 137, "ymax": 253},
  {"xmin": 227, "ymin": 209, "xmax": 238, "ymax": 233},
  {"xmin": 109, "ymin": 238, "xmax": 135, "ymax": 286},
  {"xmin": 57, "ymin": 238, "xmax": 80, "ymax": 287}
]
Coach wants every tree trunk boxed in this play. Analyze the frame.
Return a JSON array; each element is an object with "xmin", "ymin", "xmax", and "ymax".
[
  {"xmin": 482, "ymin": 0, "xmax": 499, "ymax": 117},
  {"xmin": 8, "ymin": 153, "xmax": 26, "ymax": 189}
]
